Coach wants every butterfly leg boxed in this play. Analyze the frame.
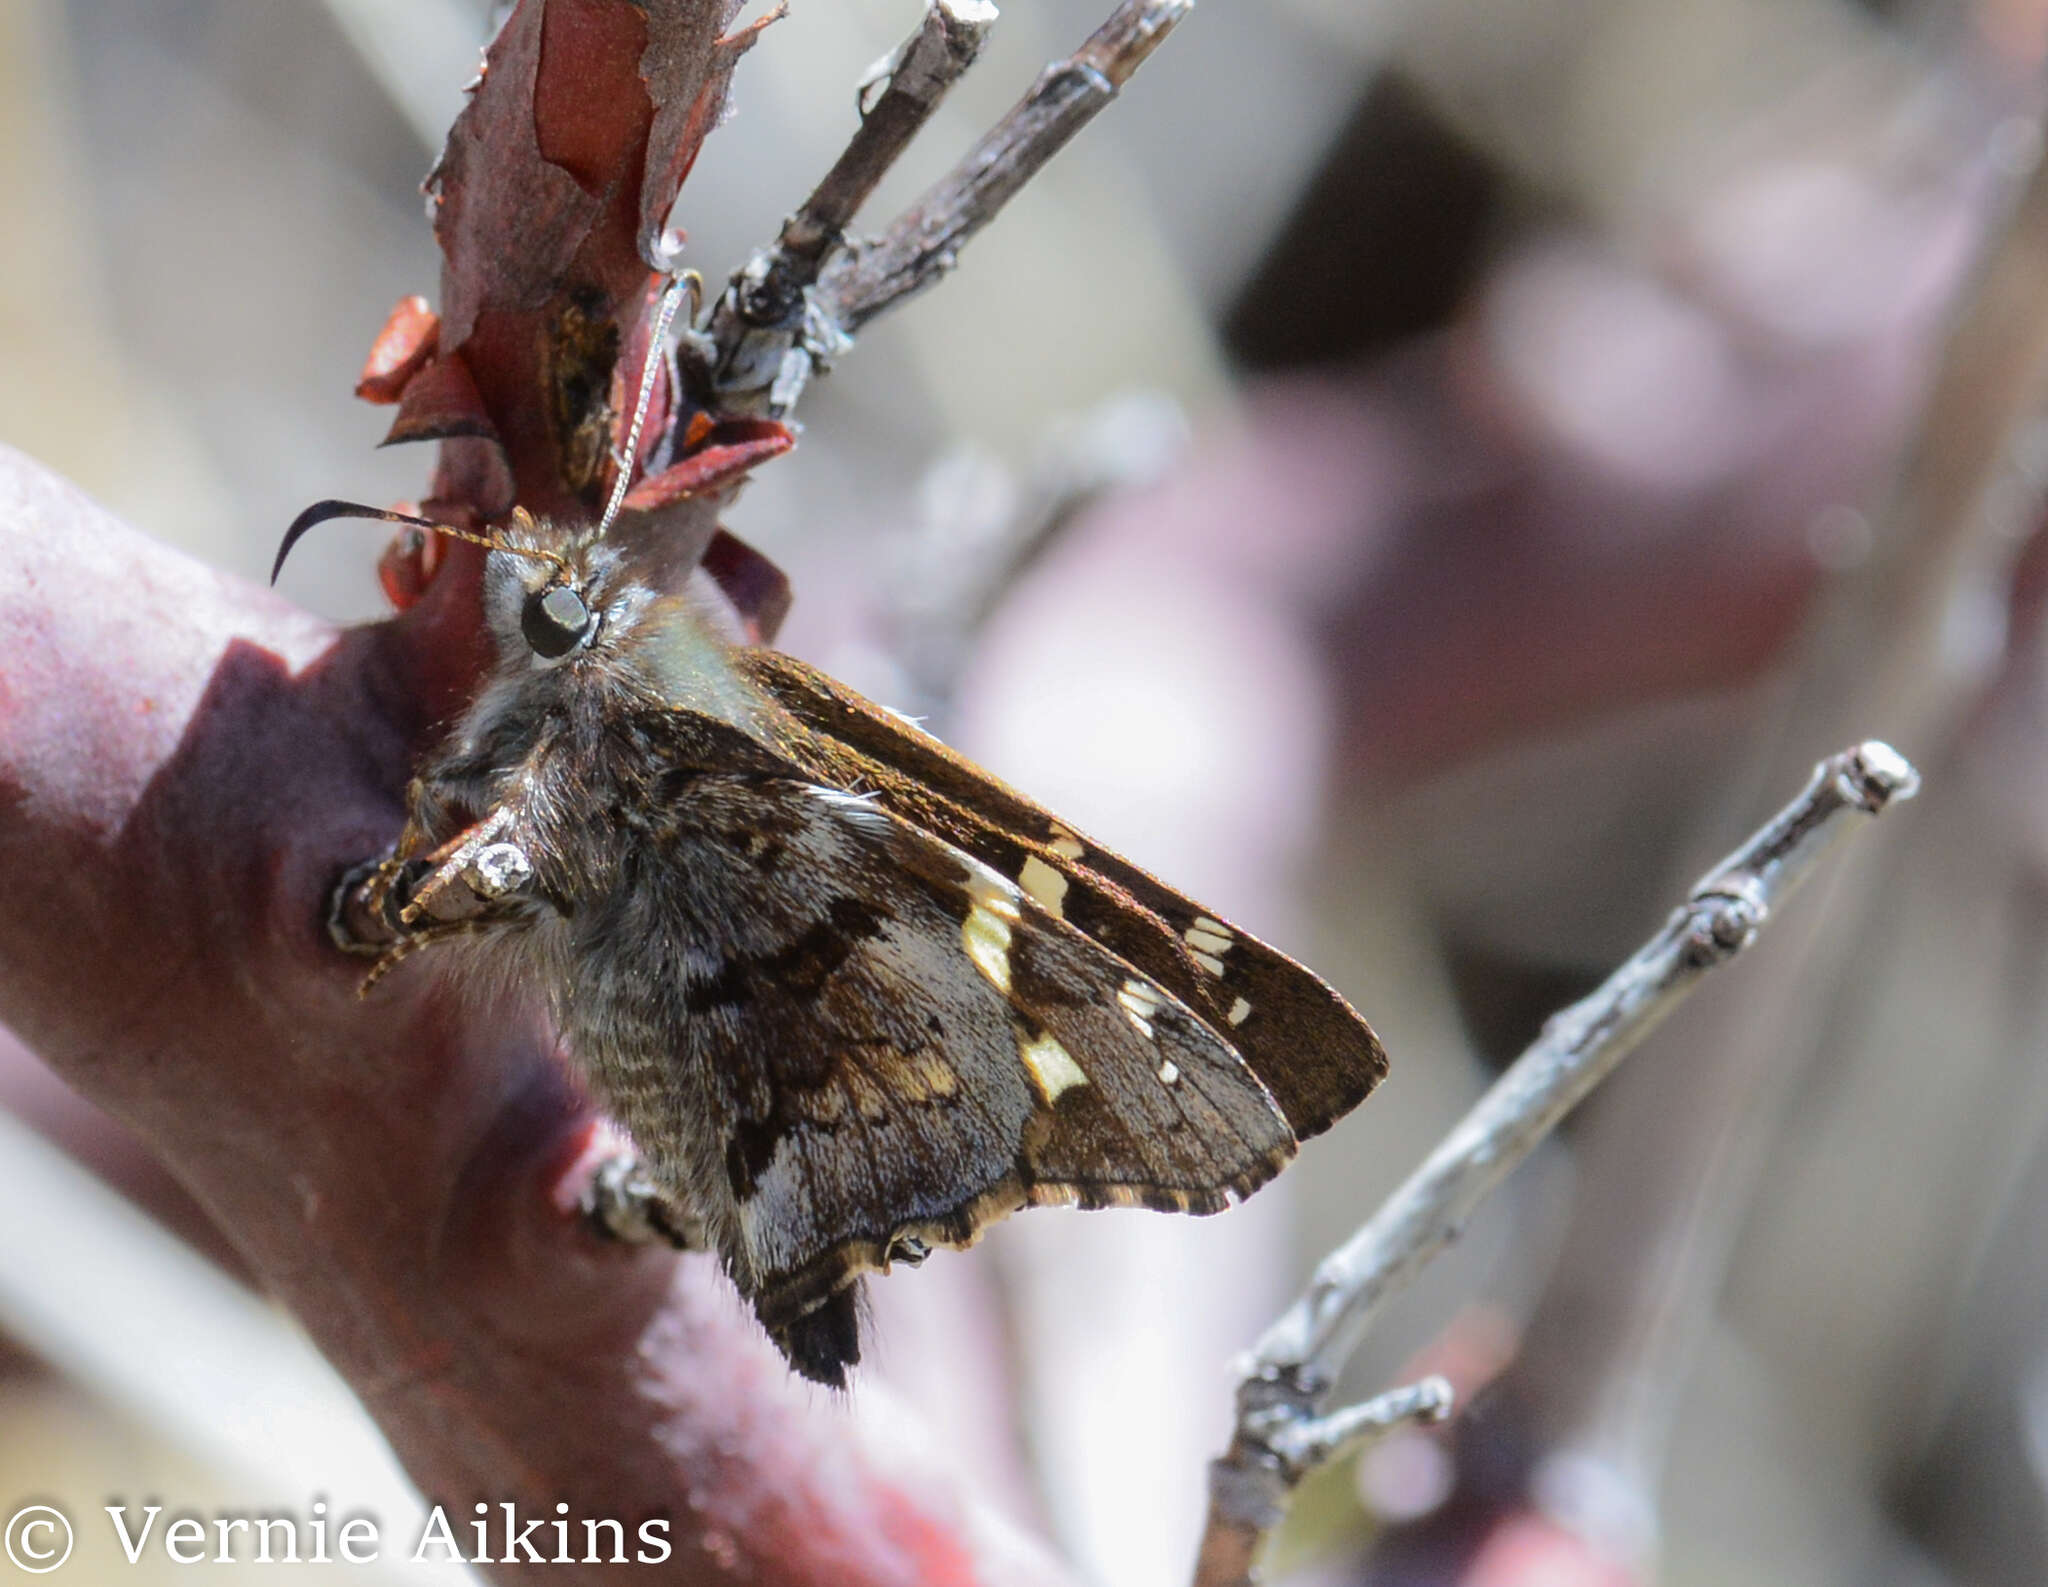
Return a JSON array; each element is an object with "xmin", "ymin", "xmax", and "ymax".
[
  {"xmin": 328, "ymin": 808, "xmax": 533, "ymax": 954},
  {"xmin": 581, "ymin": 1151, "xmax": 707, "ymax": 1252},
  {"xmin": 395, "ymin": 806, "xmax": 532, "ymax": 926}
]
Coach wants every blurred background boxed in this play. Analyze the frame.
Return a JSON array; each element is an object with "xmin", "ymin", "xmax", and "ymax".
[{"xmin": 5, "ymin": 0, "xmax": 2048, "ymax": 1582}]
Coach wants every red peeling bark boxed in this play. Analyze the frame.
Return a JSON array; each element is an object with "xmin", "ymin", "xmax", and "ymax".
[
  {"xmin": 624, "ymin": 420, "xmax": 797, "ymax": 510},
  {"xmin": 355, "ymin": 295, "xmax": 439, "ymax": 404},
  {"xmin": 382, "ymin": 351, "xmax": 501, "ymax": 449},
  {"xmin": 366, "ymin": 0, "xmax": 786, "ymax": 650}
]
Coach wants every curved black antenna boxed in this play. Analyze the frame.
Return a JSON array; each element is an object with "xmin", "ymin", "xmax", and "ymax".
[{"xmin": 271, "ymin": 499, "xmax": 570, "ymax": 585}]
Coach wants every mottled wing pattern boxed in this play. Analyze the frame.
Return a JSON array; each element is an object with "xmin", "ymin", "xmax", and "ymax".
[
  {"xmin": 736, "ymin": 649, "xmax": 1388, "ymax": 1139},
  {"xmin": 585, "ymin": 767, "xmax": 1297, "ymax": 1344}
]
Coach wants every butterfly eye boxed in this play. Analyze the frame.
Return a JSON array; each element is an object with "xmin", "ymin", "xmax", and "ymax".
[{"xmin": 522, "ymin": 583, "xmax": 594, "ymax": 659}]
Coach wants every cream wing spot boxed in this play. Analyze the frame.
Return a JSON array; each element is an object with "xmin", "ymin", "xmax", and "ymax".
[
  {"xmin": 1049, "ymin": 828, "xmax": 1086, "ymax": 861},
  {"xmin": 1018, "ymin": 1029, "xmax": 1087, "ymax": 1102},
  {"xmin": 1185, "ymin": 916, "xmax": 1236, "ymax": 977},
  {"xmin": 1117, "ymin": 978, "xmax": 1164, "ymax": 1040},
  {"xmin": 961, "ymin": 872, "xmax": 1020, "ymax": 995},
  {"xmin": 1158, "ymin": 1059, "xmax": 1180, "ymax": 1085},
  {"xmin": 1018, "ymin": 854, "xmax": 1069, "ymax": 919},
  {"xmin": 1228, "ymin": 996, "xmax": 1253, "ymax": 1026}
]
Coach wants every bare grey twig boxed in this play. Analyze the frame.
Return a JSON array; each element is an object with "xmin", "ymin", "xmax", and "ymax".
[
  {"xmin": 1520, "ymin": 109, "xmax": 2048, "ymax": 1545},
  {"xmin": 815, "ymin": 0, "xmax": 1191, "ymax": 332},
  {"xmin": 707, "ymin": 0, "xmax": 998, "ymax": 413},
  {"xmin": 703, "ymin": 0, "xmax": 1195, "ymax": 415},
  {"xmin": 1190, "ymin": 740, "xmax": 1921, "ymax": 1587},
  {"xmin": 1265, "ymin": 1375, "xmax": 1454, "ymax": 1474}
]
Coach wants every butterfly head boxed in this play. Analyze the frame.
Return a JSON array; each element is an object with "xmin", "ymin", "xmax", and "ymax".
[
  {"xmin": 480, "ymin": 508, "xmax": 618, "ymax": 670},
  {"xmin": 273, "ymin": 271, "xmax": 706, "ymax": 666},
  {"xmin": 473, "ymin": 508, "xmax": 753, "ymax": 730}
]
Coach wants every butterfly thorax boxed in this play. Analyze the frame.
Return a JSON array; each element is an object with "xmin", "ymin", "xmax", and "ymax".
[
  {"xmin": 414, "ymin": 530, "xmax": 786, "ymax": 872},
  {"xmin": 408, "ymin": 536, "xmax": 834, "ymax": 1255}
]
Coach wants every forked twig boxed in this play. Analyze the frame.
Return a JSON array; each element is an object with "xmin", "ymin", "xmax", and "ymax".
[
  {"xmin": 706, "ymin": 0, "xmax": 998, "ymax": 412},
  {"xmin": 815, "ymin": 0, "xmax": 1191, "ymax": 332},
  {"xmin": 704, "ymin": 0, "xmax": 1194, "ymax": 415},
  {"xmin": 1190, "ymin": 741, "xmax": 1922, "ymax": 1587}
]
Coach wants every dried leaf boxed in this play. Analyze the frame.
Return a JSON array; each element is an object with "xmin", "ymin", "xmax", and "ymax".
[
  {"xmin": 355, "ymin": 296, "xmax": 439, "ymax": 405},
  {"xmin": 381, "ymin": 353, "xmax": 501, "ymax": 447},
  {"xmin": 622, "ymin": 419, "xmax": 795, "ymax": 510}
]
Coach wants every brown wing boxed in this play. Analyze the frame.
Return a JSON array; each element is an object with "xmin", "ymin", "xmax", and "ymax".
[
  {"xmin": 735, "ymin": 648, "xmax": 1388, "ymax": 1140},
  {"xmin": 609, "ymin": 773, "xmax": 1298, "ymax": 1336}
]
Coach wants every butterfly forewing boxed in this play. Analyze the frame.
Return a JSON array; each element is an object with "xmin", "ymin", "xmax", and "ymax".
[
  {"xmin": 736, "ymin": 649, "xmax": 1389, "ymax": 1139},
  {"xmin": 609, "ymin": 765, "xmax": 1296, "ymax": 1333}
]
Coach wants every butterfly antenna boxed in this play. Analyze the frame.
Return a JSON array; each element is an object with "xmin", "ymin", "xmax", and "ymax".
[
  {"xmin": 597, "ymin": 270, "xmax": 698, "ymax": 538},
  {"xmin": 272, "ymin": 500, "xmax": 571, "ymax": 585}
]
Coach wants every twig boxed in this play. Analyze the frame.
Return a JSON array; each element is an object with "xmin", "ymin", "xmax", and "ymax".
[
  {"xmin": 817, "ymin": 0, "xmax": 1190, "ymax": 331},
  {"xmin": 706, "ymin": 0, "xmax": 997, "ymax": 412},
  {"xmin": 1263, "ymin": 1375, "xmax": 1454, "ymax": 1474},
  {"xmin": 705, "ymin": 0, "xmax": 1194, "ymax": 415},
  {"xmin": 1190, "ymin": 740, "xmax": 1921, "ymax": 1587},
  {"xmin": 1518, "ymin": 101, "xmax": 2048, "ymax": 1544}
]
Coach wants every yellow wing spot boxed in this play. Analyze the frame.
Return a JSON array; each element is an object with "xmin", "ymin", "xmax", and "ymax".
[
  {"xmin": 1228, "ymin": 996, "xmax": 1253, "ymax": 1026},
  {"xmin": 841, "ymin": 1067, "xmax": 892, "ymax": 1123},
  {"xmin": 1117, "ymin": 978, "xmax": 1163, "ymax": 1039},
  {"xmin": 901, "ymin": 1050, "xmax": 960, "ymax": 1102},
  {"xmin": 966, "ymin": 872, "xmax": 1022, "ymax": 919},
  {"xmin": 1018, "ymin": 1029, "xmax": 1087, "ymax": 1102},
  {"xmin": 1049, "ymin": 828, "xmax": 1086, "ymax": 861},
  {"xmin": 1018, "ymin": 854, "xmax": 1069, "ymax": 919},
  {"xmin": 962, "ymin": 873, "xmax": 1021, "ymax": 994},
  {"xmin": 1158, "ymin": 1059, "xmax": 1181, "ymax": 1085}
]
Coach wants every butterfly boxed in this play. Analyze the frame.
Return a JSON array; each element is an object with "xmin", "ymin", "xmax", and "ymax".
[{"xmin": 278, "ymin": 287, "xmax": 1387, "ymax": 1387}]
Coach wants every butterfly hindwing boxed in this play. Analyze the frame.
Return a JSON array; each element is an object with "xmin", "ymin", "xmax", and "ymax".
[
  {"xmin": 735, "ymin": 649, "xmax": 1389, "ymax": 1140},
  {"xmin": 604, "ymin": 767, "xmax": 1297, "ymax": 1343}
]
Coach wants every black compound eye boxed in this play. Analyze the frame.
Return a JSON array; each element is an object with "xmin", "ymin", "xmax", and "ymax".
[{"xmin": 522, "ymin": 583, "xmax": 593, "ymax": 659}]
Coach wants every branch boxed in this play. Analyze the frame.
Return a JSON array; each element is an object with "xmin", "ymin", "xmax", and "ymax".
[
  {"xmin": 1190, "ymin": 740, "xmax": 1921, "ymax": 1587},
  {"xmin": 705, "ymin": 0, "xmax": 997, "ymax": 413},
  {"xmin": 817, "ymin": 0, "xmax": 1189, "ymax": 331},
  {"xmin": 705, "ymin": 0, "xmax": 1194, "ymax": 415},
  {"xmin": 1492, "ymin": 94, "xmax": 2048, "ymax": 1535},
  {"xmin": 1262, "ymin": 1375, "xmax": 1453, "ymax": 1475}
]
